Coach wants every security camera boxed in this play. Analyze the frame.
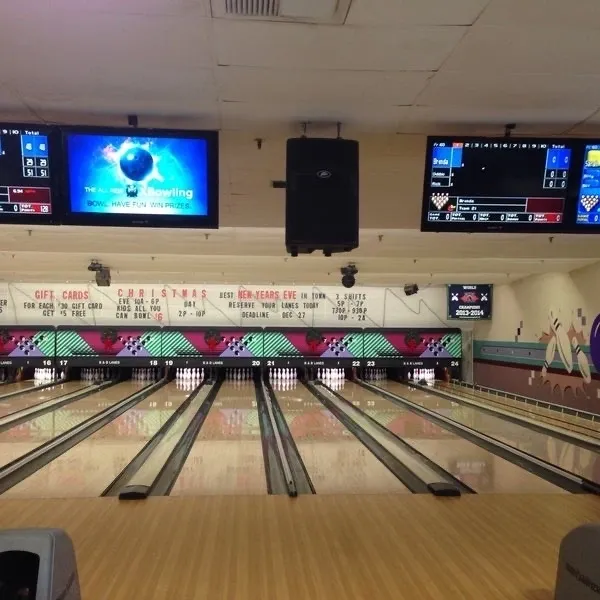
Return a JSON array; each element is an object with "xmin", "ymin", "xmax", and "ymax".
[
  {"xmin": 404, "ymin": 283, "xmax": 419, "ymax": 296},
  {"xmin": 87, "ymin": 260, "xmax": 103, "ymax": 272},
  {"xmin": 341, "ymin": 264, "xmax": 358, "ymax": 289}
]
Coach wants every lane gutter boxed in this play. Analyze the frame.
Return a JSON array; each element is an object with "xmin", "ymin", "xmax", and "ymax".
[
  {"xmin": 411, "ymin": 381, "xmax": 600, "ymax": 453},
  {"xmin": 0, "ymin": 379, "xmax": 67, "ymax": 402},
  {"xmin": 255, "ymin": 379, "xmax": 294, "ymax": 496},
  {"xmin": 264, "ymin": 380, "xmax": 315, "ymax": 495},
  {"xmin": 321, "ymin": 381, "xmax": 475, "ymax": 495},
  {"xmin": 358, "ymin": 380, "xmax": 599, "ymax": 495},
  {"xmin": 0, "ymin": 380, "xmax": 117, "ymax": 434},
  {"xmin": 102, "ymin": 380, "xmax": 204, "ymax": 497},
  {"xmin": 0, "ymin": 379, "xmax": 167, "ymax": 495},
  {"xmin": 149, "ymin": 379, "xmax": 223, "ymax": 496},
  {"xmin": 306, "ymin": 381, "xmax": 430, "ymax": 493}
]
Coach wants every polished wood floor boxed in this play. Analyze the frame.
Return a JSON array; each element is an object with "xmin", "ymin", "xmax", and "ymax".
[{"xmin": 0, "ymin": 495, "xmax": 599, "ymax": 599}]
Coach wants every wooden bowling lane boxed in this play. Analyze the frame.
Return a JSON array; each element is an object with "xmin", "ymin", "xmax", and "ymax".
[
  {"xmin": 380, "ymin": 381, "xmax": 600, "ymax": 485},
  {"xmin": 441, "ymin": 381, "xmax": 600, "ymax": 440},
  {"xmin": 342, "ymin": 382, "xmax": 564, "ymax": 493},
  {"xmin": 274, "ymin": 383, "xmax": 409, "ymax": 494},
  {"xmin": 0, "ymin": 381, "xmax": 89, "ymax": 419},
  {"xmin": 2, "ymin": 381, "xmax": 191, "ymax": 499},
  {"xmin": 0, "ymin": 380, "xmax": 146, "ymax": 476},
  {"xmin": 169, "ymin": 381, "xmax": 268, "ymax": 496},
  {"xmin": 0, "ymin": 380, "xmax": 37, "ymax": 397}
]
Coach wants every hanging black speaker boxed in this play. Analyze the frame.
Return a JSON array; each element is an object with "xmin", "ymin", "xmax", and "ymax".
[{"xmin": 285, "ymin": 137, "xmax": 359, "ymax": 256}]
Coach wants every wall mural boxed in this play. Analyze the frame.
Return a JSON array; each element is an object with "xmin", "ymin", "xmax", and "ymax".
[{"xmin": 474, "ymin": 269, "xmax": 600, "ymax": 412}]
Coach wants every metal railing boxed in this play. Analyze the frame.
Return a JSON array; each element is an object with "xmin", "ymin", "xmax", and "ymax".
[{"xmin": 449, "ymin": 379, "xmax": 600, "ymax": 425}]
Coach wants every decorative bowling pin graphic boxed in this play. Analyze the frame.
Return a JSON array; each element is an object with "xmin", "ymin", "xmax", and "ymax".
[
  {"xmin": 548, "ymin": 308, "xmax": 573, "ymax": 372},
  {"xmin": 542, "ymin": 335, "xmax": 557, "ymax": 378},
  {"xmin": 571, "ymin": 336, "xmax": 592, "ymax": 384}
]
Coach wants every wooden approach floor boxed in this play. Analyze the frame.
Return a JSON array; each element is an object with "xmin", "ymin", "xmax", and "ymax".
[{"xmin": 1, "ymin": 495, "xmax": 599, "ymax": 600}]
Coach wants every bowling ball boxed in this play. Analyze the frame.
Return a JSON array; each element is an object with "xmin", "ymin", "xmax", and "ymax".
[
  {"xmin": 590, "ymin": 314, "xmax": 600, "ymax": 373},
  {"xmin": 119, "ymin": 146, "xmax": 154, "ymax": 182}
]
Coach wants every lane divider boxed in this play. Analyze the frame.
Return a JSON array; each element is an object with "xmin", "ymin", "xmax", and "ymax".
[
  {"xmin": 358, "ymin": 379, "xmax": 599, "ymax": 495},
  {"xmin": 0, "ymin": 379, "xmax": 167, "ymax": 495}
]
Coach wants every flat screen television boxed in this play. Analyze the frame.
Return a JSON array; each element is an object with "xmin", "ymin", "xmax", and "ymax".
[
  {"xmin": 575, "ymin": 143, "xmax": 600, "ymax": 227},
  {"xmin": 0, "ymin": 123, "xmax": 60, "ymax": 224},
  {"xmin": 420, "ymin": 137, "xmax": 579, "ymax": 233},
  {"xmin": 61, "ymin": 127, "xmax": 219, "ymax": 228},
  {"xmin": 447, "ymin": 284, "xmax": 492, "ymax": 320}
]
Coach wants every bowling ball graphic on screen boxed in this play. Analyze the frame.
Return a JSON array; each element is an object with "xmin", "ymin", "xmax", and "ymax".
[
  {"xmin": 306, "ymin": 329, "xmax": 323, "ymax": 353},
  {"xmin": 101, "ymin": 328, "xmax": 119, "ymax": 352},
  {"xmin": 120, "ymin": 146, "xmax": 154, "ymax": 182},
  {"xmin": 204, "ymin": 329, "xmax": 221, "ymax": 352},
  {"xmin": 404, "ymin": 330, "xmax": 421, "ymax": 351},
  {"xmin": 591, "ymin": 314, "xmax": 600, "ymax": 374}
]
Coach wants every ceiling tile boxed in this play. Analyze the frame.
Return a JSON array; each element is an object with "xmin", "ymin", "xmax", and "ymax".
[
  {"xmin": 220, "ymin": 100, "xmax": 411, "ymax": 129},
  {"xmin": 479, "ymin": 0, "xmax": 600, "ymax": 28},
  {"xmin": 396, "ymin": 105, "xmax": 595, "ymax": 135},
  {"xmin": 215, "ymin": 20, "xmax": 466, "ymax": 71},
  {"xmin": 347, "ymin": 0, "xmax": 490, "ymax": 26},
  {"xmin": 49, "ymin": 0, "xmax": 209, "ymax": 16},
  {"xmin": 9, "ymin": 67, "xmax": 217, "ymax": 118},
  {"xmin": 0, "ymin": 14, "xmax": 215, "ymax": 86},
  {"xmin": 216, "ymin": 66, "xmax": 431, "ymax": 105},
  {"xmin": 416, "ymin": 70, "xmax": 600, "ymax": 111},
  {"xmin": 444, "ymin": 25, "xmax": 600, "ymax": 74}
]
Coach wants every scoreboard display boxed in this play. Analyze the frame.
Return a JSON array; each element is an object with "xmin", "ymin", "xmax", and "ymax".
[
  {"xmin": 422, "ymin": 138, "xmax": 574, "ymax": 232},
  {"xmin": 0, "ymin": 124, "xmax": 59, "ymax": 224},
  {"xmin": 576, "ymin": 144, "xmax": 600, "ymax": 226},
  {"xmin": 447, "ymin": 284, "xmax": 492, "ymax": 321}
]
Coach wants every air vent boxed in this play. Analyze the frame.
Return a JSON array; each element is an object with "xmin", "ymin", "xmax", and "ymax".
[
  {"xmin": 212, "ymin": 0, "xmax": 351, "ymax": 24},
  {"xmin": 225, "ymin": 0, "xmax": 279, "ymax": 17}
]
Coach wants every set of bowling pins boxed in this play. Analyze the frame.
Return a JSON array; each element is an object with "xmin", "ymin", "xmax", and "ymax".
[
  {"xmin": 225, "ymin": 368, "xmax": 252, "ymax": 380},
  {"xmin": 269, "ymin": 368, "xmax": 297, "ymax": 381},
  {"xmin": 271, "ymin": 378, "xmax": 298, "ymax": 391},
  {"xmin": 175, "ymin": 379, "xmax": 198, "ymax": 391},
  {"xmin": 409, "ymin": 368, "xmax": 435, "ymax": 383},
  {"xmin": 543, "ymin": 308, "xmax": 592, "ymax": 384},
  {"xmin": 132, "ymin": 368, "xmax": 161, "ymax": 381},
  {"xmin": 81, "ymin": 368, "xmax": 110, "ymax": 381},
  {"xmin": 0, "ymin": 369, "xmax": 9, "ymax": 382},
  {"xmin": 34, "ymin": 368, "xmax": 56, "ymax": 382},
  {"xmin": 175, "ymin": 368, "xmax": 205, "ymax": 381},
  {"xmin": 317, "ymin": 368, "xmax": 345, "ymax": 381},
  {"xmin": 363, "ymin": 368, "xmax": 386, "ymax": 381}
]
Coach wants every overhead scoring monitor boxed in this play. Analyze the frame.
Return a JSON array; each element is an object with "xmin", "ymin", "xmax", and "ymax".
[
  {"xmin": 576, "ymin": 143, "xmax": 600, "ymax": 226},
  {"xmin": 421, "ymin": 137, "xmax": 575, "ymax": 232},
  {"xmin": 0, "ymin": 123, "xmax": 59, "ymax": 224}
]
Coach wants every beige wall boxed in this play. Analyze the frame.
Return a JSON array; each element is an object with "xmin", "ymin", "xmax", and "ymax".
[
  {"xmin": 474, "ymin": 262, "xmax": 600, "ymax": 344},
  {"xmin": 219, "ymin": 130, "xmax": 427, "ymax": 229}
]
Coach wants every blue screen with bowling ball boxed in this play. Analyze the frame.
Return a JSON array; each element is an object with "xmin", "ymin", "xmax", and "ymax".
[{"xmin": 63, "ymin": 128, "xmax": 218, "ymax": 228}]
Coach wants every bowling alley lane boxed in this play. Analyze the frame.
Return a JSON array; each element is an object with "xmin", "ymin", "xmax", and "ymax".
[
  {"xmin": 169, "ymin": 381, "xmax": 268, "ymax": 496},
  {"xmin": 2, "ymin": 381, "xmax": 191, "ymax": 498},
  {"xmin": 0, "ymin": 380, "xmax": 146, "ymax": 474},
  {"xmin": 0, "ymin": 380, "xmax": 89, "ymax": 420},
  {"xmin": 0, "ymin": 380, "xmax": 37, "ymax": 397},
  {"xmin": 378, "ymin": 381, "xmax": 600, "ymax": 485},
  {"xmin": 274, "ymin": 382, "xmax": 409, "ymax": 494},
  {"xmin": 340, "ymin": 382, "xmax": 564, "ymax": 493},
  {"xmin": 439, "ymin": 381, "xmax": 600, "ymax": 440}
]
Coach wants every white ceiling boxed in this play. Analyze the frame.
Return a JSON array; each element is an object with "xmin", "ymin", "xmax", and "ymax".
[
  {"xmin": 1, "ymin": 0, "xmax": 600, "ymax": 286},
  {"xmin": 1, "ymin": 0, "xmax": 600, "ymax": 134}
]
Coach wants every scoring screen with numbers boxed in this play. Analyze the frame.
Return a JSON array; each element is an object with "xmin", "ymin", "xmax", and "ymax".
[{"xmin": 0, "ymin": 123, "xmax": 60, "ymax": 224}]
